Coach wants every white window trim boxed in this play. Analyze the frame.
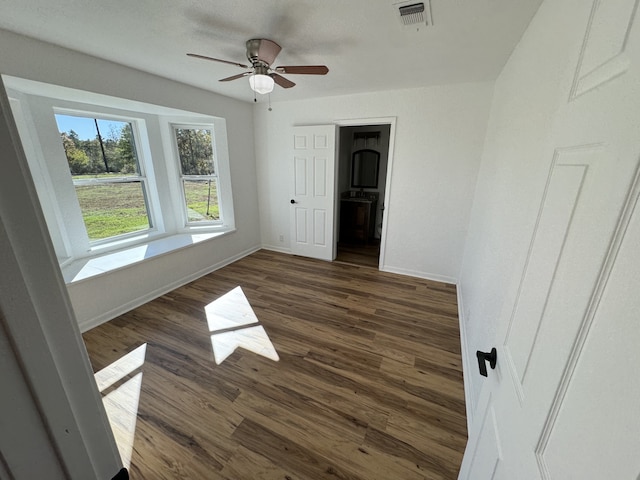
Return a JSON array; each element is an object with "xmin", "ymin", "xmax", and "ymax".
[
  {"xmin": 4, "ymin": 76, "xmax": 236, "ymax": 283},
  {"xmin": 160, "ymin": 117, "xmax": 235, "ymax": 233},
  {"xmin": 54, "ymin": 108, "xmax": 164, "ymax": 249},
  {"xmin": 170, "ymin": 123, "xmax": 222, "ymax": 227}
]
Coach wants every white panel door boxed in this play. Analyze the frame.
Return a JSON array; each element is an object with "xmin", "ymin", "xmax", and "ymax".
[
  {"xmin": 460, "ymin": 2, "xmax": 640, "ymax": 478},
  {"xmin": 290, "ymin": 125, "xmax": 336, "ymax": 261}
]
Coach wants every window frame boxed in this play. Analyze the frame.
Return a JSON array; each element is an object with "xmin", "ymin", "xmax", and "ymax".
[
  {"xmin": 171, "ymin": 123, "xmax": 223, "ymax": 227},
  {"xmin": 160, "ymin": 115, "xmax": 234, "ymax": 234},
  {"xmin": 55, "ymin": 111, "xmax": 157, "ymax": 246}
]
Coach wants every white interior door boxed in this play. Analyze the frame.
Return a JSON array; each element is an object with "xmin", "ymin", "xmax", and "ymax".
[
  {"xmin": 460, "ymin": 2, "xmax": 640, "ymax": 478},
  {"xmin": 290, "ymin": 125, "xmax": 336, "ymax": 261}
]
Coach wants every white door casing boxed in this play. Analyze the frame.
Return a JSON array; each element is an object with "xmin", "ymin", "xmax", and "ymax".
[
  {"xmin": 0, "ymin": 78, "xmax": 121, "ymax": 478},
  {"xmin": 460, "ymin": 1, "xmax": 640, "ymax": 479},
  {"xmin": 290, "ymin": 125, "xmax": 336, "ymax": 261}
]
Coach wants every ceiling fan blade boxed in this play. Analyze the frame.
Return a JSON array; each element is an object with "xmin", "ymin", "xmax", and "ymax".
[
  {"xmin": 271, "ymin": 73, "xmax": 296, "ymax": 89},
  {"xmin": 219, "ymin": 72, "xmax": 252, "ymax": 82},
  {"xmin": 187, "ymin": 53, "xmax": 249, "ymax": 69},
  {"xmin": 274, "ymin": 65, "xmax": 329, "ymax": 75}
]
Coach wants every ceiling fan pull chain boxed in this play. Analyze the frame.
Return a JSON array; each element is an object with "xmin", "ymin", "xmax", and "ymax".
[{"xmin": 268, "ymin": 93, "xmax": 272, "ymax": 111}]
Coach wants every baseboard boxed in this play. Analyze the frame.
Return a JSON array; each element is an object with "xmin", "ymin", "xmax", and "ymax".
[
  {"xmin": 380, "ymin": 265, "xmax": 457, "ymax": 285},
  {"xmin": 78, "ymin": 245, "xmax": 261, "ymax": 332},
  {"xmin": 457, "ymin": 283, "xmax": 475, "ymax": 433},
  {"xmin": 260, "ymin": 244, "xmax": 292, "ymax": 255}
]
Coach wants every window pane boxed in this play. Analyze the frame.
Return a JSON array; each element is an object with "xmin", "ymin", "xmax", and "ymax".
[
  {"xmin": 183, "ymin": 178, "xmax": 220, "ymax": 222},
  {"xmin": 55, "ymin": 114, "xmax": 151, "ymax": 242},
  {"xmin": 55, "ymin": 114, "xmax": 140, "ymax": 176},
  {"xmin": 175, "ymin": 128, "xmax": 215, "ymax": 175},
  {"xmin": 75, "ymin": 182, "xmax": 150, "ymax": 240}
]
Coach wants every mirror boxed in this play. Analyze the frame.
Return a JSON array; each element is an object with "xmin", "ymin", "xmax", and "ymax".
[{"xmin": 351, "ymin": 149, "xmax": 380, "ymax": 188}]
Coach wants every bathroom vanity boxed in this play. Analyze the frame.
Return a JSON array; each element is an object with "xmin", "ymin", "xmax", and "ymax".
[{"xmin": 339, "ymin": 192, "xmax": 378, "ymax": 245}]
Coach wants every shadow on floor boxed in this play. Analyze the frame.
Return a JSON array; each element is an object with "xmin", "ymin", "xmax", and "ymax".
[{"xmin": 335, "ymin": 241, "xmax": 380, "ymax": 268}]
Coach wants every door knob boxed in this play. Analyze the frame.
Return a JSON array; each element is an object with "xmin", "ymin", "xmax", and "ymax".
[
  {"xmin": 290, "ymin": 199, "xmax": 297, "ymax": 204},
  {"xmin": 476, "ymin": 348, "xmax": 497, "ymax": 377}
]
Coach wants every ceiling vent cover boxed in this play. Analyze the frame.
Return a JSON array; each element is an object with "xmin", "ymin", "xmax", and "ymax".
[
  {"xmin": 394, "ymin": 0, "xmax": 432, "ymax": 27},
  {"xmin": 399, "ymin": 2, "xmax": 425, "ymax": 25}
]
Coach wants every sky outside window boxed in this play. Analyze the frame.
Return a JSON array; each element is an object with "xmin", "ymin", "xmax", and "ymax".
[{"xmin": 55, "ymin": 114, "xmax": 126, "ymax": 140}]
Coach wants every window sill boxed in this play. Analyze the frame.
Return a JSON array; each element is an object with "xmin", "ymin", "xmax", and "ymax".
[{"xmin": 61, "ymin": 229, "xmax": 235, "ymax": 284}]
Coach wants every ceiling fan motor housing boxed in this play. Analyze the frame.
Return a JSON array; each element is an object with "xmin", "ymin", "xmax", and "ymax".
[
  {"xmin": 253, "ymin": 65, "xmax": 269, "ymax": 76},
  {"xmin": 246, "ymin": 38, "xmax": 282, "ymax": 67}
]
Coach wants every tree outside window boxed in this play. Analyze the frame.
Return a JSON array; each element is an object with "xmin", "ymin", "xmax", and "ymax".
[{"xmin": 174, "ymin": 127, "xmax": 220, "ymax": 223}]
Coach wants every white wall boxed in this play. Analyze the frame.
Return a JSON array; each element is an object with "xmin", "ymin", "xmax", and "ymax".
[
  {"xmin": 458, "ymin": 0, "xmax": 585, "ymax": 416},
  {"xmin": 255, "ymin": 82, "xmax": 494, "ymax": 282},
  {"xmin": 0, "ymin": 29, "xmax": 261, "ymax": 329}
]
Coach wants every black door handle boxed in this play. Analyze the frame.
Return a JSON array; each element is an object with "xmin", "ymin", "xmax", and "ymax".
[
  {"xmin": 290, "ymin": 199, "xmax": 297, "ymax": 204},
  {"xmin": 476, "ymin": 348, "xmax": 497, "ymax": 377}
]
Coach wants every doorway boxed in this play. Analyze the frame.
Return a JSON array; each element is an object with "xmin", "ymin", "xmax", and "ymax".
[{"xmin": 335, "ymin": 124, "xmax": 391, "ymax": 268}]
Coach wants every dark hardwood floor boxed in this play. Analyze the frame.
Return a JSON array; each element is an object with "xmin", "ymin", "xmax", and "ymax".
[
  {"xmin": 335, "ymin": 242, "xmax": 380, "ymax": 268},
  {"xmin": 82, "ymin": 250, "xmax": 467, "ymax": 479}
]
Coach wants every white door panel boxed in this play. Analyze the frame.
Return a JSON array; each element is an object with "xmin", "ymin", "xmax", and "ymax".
[
  {"xmin": 460, "ymin": 391, "xmax": 503, "ymax": 480},
  {"xmin": 290, "ymin": 126, "xmax": 336, "ymax": 261},
  {"xmin": 461, "ymin": 1, "xmax": 640, "ymax": 478},
  {"xmin": 539, "ymin": 192, "xmax": 640, "ymax": 479}
]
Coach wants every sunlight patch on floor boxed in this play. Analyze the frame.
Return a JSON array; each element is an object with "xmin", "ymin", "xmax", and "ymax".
[
  {"xmin": 211, "ymin": 325, "xmax": 279, "ymax": 364},
  {"xmin": 94, "ymin": 343, "xmax": 146, "ymax": 469},
  {"xmin": 205, "ymin": 286, "xmax": 279, "ymax": 365},
  {"xmin": 95, "ymin": 343, "xmax": 147, "ymax": 391},
  {"xmin": 205, "ymin": 286, "xmax": 259, "ymax": 331}
]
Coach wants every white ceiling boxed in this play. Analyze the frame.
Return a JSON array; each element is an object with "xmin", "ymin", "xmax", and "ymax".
[{"xmin": 0, "ymin": 0, "xmax": 543, "ymax": 103}]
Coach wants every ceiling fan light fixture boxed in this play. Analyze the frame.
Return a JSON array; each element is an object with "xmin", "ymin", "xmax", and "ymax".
[{"xmin": 249, "ymin": 74, "xmax": 274, "ymax": 94}]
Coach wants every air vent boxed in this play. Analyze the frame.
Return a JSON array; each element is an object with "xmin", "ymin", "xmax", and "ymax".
[
  {"xmin": 399, "ymin": 3, "xmax": 424, "ymax": 25},
  {"xmin": 394, "ymin": 0, "xmax": 432, "ymax": 27}
]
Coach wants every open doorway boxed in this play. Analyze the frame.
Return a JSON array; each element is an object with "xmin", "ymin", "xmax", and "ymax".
[{"xmin": 335, "ymin": 124, "xmax": 391, "ymax": 268}]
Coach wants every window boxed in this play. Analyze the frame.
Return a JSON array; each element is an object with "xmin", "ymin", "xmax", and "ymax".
[
  {"xmin": 55, "ymin": 114, "xmax": 152, "ymax": 242},
  {"xmin": 173, "ymin": 127, "xmax": 220, "ymax": 224},
  {"xmin": 5, "ymin": 76, "xmax": 236, "ymax": 280}
]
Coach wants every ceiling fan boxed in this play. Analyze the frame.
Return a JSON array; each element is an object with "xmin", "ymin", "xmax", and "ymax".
[{"xmin": 187, "ymin": 38, "xmax": 329, "ymax": 95}]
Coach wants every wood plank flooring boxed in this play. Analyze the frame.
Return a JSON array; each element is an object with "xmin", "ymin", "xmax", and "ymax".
[
  {"xmin": 82, "ymin": 250, "xmax": 467, "ymax": 479},
  {"xmin": 335, "ymin": 243, "xmax": 380, "ymax": 268}
]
